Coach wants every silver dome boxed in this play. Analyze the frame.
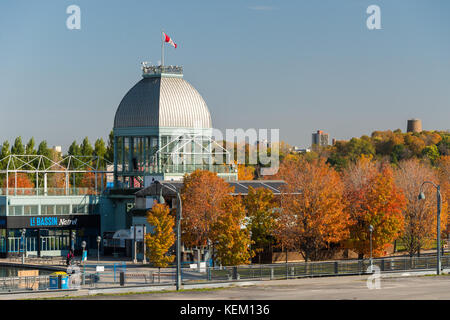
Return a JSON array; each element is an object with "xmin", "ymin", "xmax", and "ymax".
[{"xmin": 114, "ymin": 76, "xmax": 212, "ymax": 129}]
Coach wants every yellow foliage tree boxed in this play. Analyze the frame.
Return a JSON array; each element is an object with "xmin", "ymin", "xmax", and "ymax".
[
  {"xmin": 145, "ymin": 202, "xmax": 175, "ymax": 268},
  {"xmin": 211, "ymin": 196, "xmax": 254, "ymax": 266}
]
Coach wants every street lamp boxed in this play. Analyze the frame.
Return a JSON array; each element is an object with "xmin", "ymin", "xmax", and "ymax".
[
  {"xmin": 21, "ymin": 228, "xmax": 26, "ymax": 264},
  {"xmin": 418, "ymin": 181, "xmax": 442, "ymax": 275},
  {"xmin": 71, "ymin": 231, "xmax": 76, "ymax": 252},
  {"xmin": 155, "ymin": 181, "xmax": 182, "ymax": 291},
  {"xmin": 81, "ymin": 241, "xmax": 86, "ymax": 264},
  {"xmin": 97, "ymin": 236, "xmax": 101, "ymax": 262},
  {"xmin": 369, "ymin": 225, "xmax": 374, "ymax": 270}
]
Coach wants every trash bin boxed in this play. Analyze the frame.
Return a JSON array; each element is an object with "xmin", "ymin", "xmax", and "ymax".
[{"xmin": 49, "ymin": 272, "xmax": 69, "ymax": 289}]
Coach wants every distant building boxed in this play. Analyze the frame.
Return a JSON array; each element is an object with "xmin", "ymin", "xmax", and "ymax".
[
  {"xmin": 312, "ymin": 130, "xmax": 329, "ymax": 147},
  {"xmin": 407, "ymin": 119, "xmax": 422, "ymax": 133},
  {"xmin": 292, "ymin": 146, "xmax": 310, "ymax": 154},
  {"xmin": 52, "ymin": 146, "xmax": 62, "ymax": 154}
]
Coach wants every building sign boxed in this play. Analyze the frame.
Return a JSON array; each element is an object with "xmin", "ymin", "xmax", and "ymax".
[
  {"xmin": 130, "ymin": 225, "xmax": 144, "ymax": 241},
  {"xmin": 6, "ymin": 215, "xmax": 100, "ymax": 229},
  {"xmin": 29, "ymin": 217, "xmax": 79, "ymax": 227}
]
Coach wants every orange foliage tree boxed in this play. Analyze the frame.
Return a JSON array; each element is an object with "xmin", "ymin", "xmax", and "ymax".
[
  {"xmin": 343, "ymin": 157, "xmax": 405, "ymax": 258},
  {"xmin": 181, "ymin": 170, "xmax": 234, "ymax": 247},
  {"xmin": 79, "ymin": 170, "xmax": 105, "ymax": 194},
  {"xmin": 237, "ymin": 163, "xmax": 255, "ymax": 180},
  {"xmin": 437, "ymin": 156, "xmax": 450, "ymax": 218},
  {"xmin": 274, "ymin": 157, "xmax": 349, "ymax": 261},
  {"xmin": 7, "ymin": 173, "xmax": 34, "ymax": 190},
  {"xmin": 395, "ymin": 159, "xmax": 448, "ymax": 256},
  {"xmin": 181, "ymin": 170, "xmax": 253, "ymax": 265}
]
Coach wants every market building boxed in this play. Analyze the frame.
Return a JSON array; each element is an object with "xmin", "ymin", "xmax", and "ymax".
[{"xmin": 0, "ymin": 62, "xmax": 282, "ymax": 261}]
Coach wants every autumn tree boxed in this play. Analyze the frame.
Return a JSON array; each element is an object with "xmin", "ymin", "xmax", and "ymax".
[
  {"xmin": 395, "ymin": 159, "xmax": 448, "ymax": 256},
  {"xmin": 343, "ymin": 157, "xmax": 405, "ymax": 258},
  {"xmin": 181, "ymin": 170, "xmax": 233, "ymax": 247},
  {"xmin": 274, "ymin": 157, "xmax": 349, "ymax": 261},
  {"xmin": 145, "ymin": 203, "xmax": 175, "ymax": 270},
  {"xmin": 211, "ymin": 196, "xmax": 253, "ymax": 266},
  {"xmin": 6, "ymin": 173, "xmax": 34, "ymax": 194},
  {"xmin": 243, "ymin": 187, "xmax": 277, "ymax": 263},
  {"xmin": 237, "ymin": 164, "xmax": 255, "ymax": 180},
  {"xmin": 437, "ymin": 156, "xmax": 450, "ymax": 207}
]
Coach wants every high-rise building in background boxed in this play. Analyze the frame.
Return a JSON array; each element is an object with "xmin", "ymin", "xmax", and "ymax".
[
  {"xmin": 312, "ymin": 130, "xmax": 329, "ymax": 147},
  {"xmin": 407, "ymin": 119, "xmax": 422, "ymax": 133}
]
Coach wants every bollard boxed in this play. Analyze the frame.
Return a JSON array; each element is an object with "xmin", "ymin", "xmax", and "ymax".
[
  {"xmin": 120, "ymin": 271, "xmax": 125, "ymax": 286},
  {"xmin": 334, "ymin": 261, "xmax": 339, "ymax": 274},
  {"xmin": 57, "ymin": 275, "xmax": 62, "ymax": 289},
  {"xmin": 270, "ymin": 267, "xmax": 274, "ymax": 280},
  {"xmin": 232, "ymin": 266, "xmax": 239, "ymax": 280}
]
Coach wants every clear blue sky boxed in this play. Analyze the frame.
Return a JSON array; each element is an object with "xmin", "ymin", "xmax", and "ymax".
[{"xmin": 0, "ymin": 0, "xmax": 449, "ymax": 150}]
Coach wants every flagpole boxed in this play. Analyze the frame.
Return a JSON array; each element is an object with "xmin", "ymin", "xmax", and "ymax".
[{"xmin": 161, "ymin": 30, "xmax": 165, "ymax": 67}]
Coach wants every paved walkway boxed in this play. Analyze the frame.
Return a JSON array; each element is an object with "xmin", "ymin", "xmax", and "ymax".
[{"xmin": 1, "ymin": 271, "xmax": 449, "ymax": 300}]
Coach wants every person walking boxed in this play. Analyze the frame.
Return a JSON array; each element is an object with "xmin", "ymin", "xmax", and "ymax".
[{"xmin": 66, "ymin": 249, "xmax": 74, "ymax": 266}]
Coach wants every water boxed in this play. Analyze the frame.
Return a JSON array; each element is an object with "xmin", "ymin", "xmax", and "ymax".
[{"xmin": 0, "ymin": 265, "xmax": 53, "ymax": 277}]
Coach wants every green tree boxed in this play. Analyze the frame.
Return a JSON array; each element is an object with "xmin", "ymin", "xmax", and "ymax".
[
  {"xmin": 347, "ymin": 137, "xmax": 375, "ymax": 162},
  {"xmin": 68, "ymin": 141, "xmax": 81, "ymax": 156},
  {"xmin": 25, "ymin": 138, "xmax": 37, "ymax": 155},
  {"xmin": 80, "ymin": 137, "xmax": 93, "ymax": 157},
  {"xmin": 94, "ymin": 138, "xmax": 107, "ymax": 169},
  {"xmin": 11, "ymin": 137, "xmax": 25, "ymax": 155},
  {"xmin": 0, "ymin": 141, "xmax": 10, "ymax": 171},
  {"xmin": 105, "ymin": 130, "xmax": 114, "ymax": 162},
  {"xmin": 422, "ymin": 145, "xmax": 440, "ymax": 163}
]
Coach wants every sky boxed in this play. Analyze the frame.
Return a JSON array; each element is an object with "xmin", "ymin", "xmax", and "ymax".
[{"xmin": 0, "ymin": 0, "xmax": 449, "ymax": 151}]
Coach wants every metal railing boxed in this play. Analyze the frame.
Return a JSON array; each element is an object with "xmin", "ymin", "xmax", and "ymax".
[
  {"xmin": 0, "ymin": 275, "xmax": 51, "ymax": 292},
  {"xmin": 1, "ymin": 255, "xmax": 449, "ymax": 293},
  {"xmin": 142, "ymin": 65, "xmax": 183, "ymax": 76},
  {"xmin": 0, "ymin": 187, "xmax": 99, "ymax": 196}
]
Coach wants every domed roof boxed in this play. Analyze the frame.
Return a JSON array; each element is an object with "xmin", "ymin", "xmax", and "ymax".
[{"xmin": 114, "ymin": 75, "xmax": 212, "ymax": 129}]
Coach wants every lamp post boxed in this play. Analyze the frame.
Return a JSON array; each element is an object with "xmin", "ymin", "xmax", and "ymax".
[
  {"xmin": 369, "ymin": 225, "xmax": 374, "ymax": 271},
  {"xmin": 71, "ymin": 231, "xmax": 76, "ymax": 252},
  {"xmin": 97, "ymin": 236, "xmax": 101, "ymax": 262},
  {"xmin": 81, "ymin": 241, "xmax": 86, "ymax": 264},
  {"xmin": 21, "ymin": 228, "xmax": 26, "ymax": 264},
  {"xmin": 418, "ymin": 181, "xmax": 442, "ymax": 275},
  {"xmin": 156, "ymin": 181, "xmax": 182, "ymax": 291}
]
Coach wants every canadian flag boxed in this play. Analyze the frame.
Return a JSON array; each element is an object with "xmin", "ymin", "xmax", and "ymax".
[{"xmin": 163, "ymin": 32, "xmax": 177, "ymax": 48}]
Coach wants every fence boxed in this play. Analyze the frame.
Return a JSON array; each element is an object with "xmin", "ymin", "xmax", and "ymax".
[
  {"xmin": 0, "ymin": 275, "xmax": 51, "ymax": 291},
  {"xmin": 196, "ymin": 255, "xmax": 450, "ymax": 283},
  {"xmin": 1, "ymin": 255, "xmax": 449, "ymax": 293}
]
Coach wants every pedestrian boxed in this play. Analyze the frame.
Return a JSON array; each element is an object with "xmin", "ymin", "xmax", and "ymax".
[{"xmin": 66, "ymin": 249, "xmax": 74, "ymax": 266}]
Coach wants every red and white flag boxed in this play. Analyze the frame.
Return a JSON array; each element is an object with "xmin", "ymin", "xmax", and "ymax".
[{"xmin": 163, "ymin": 32, "xmax": 177, "ymax": 48}]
